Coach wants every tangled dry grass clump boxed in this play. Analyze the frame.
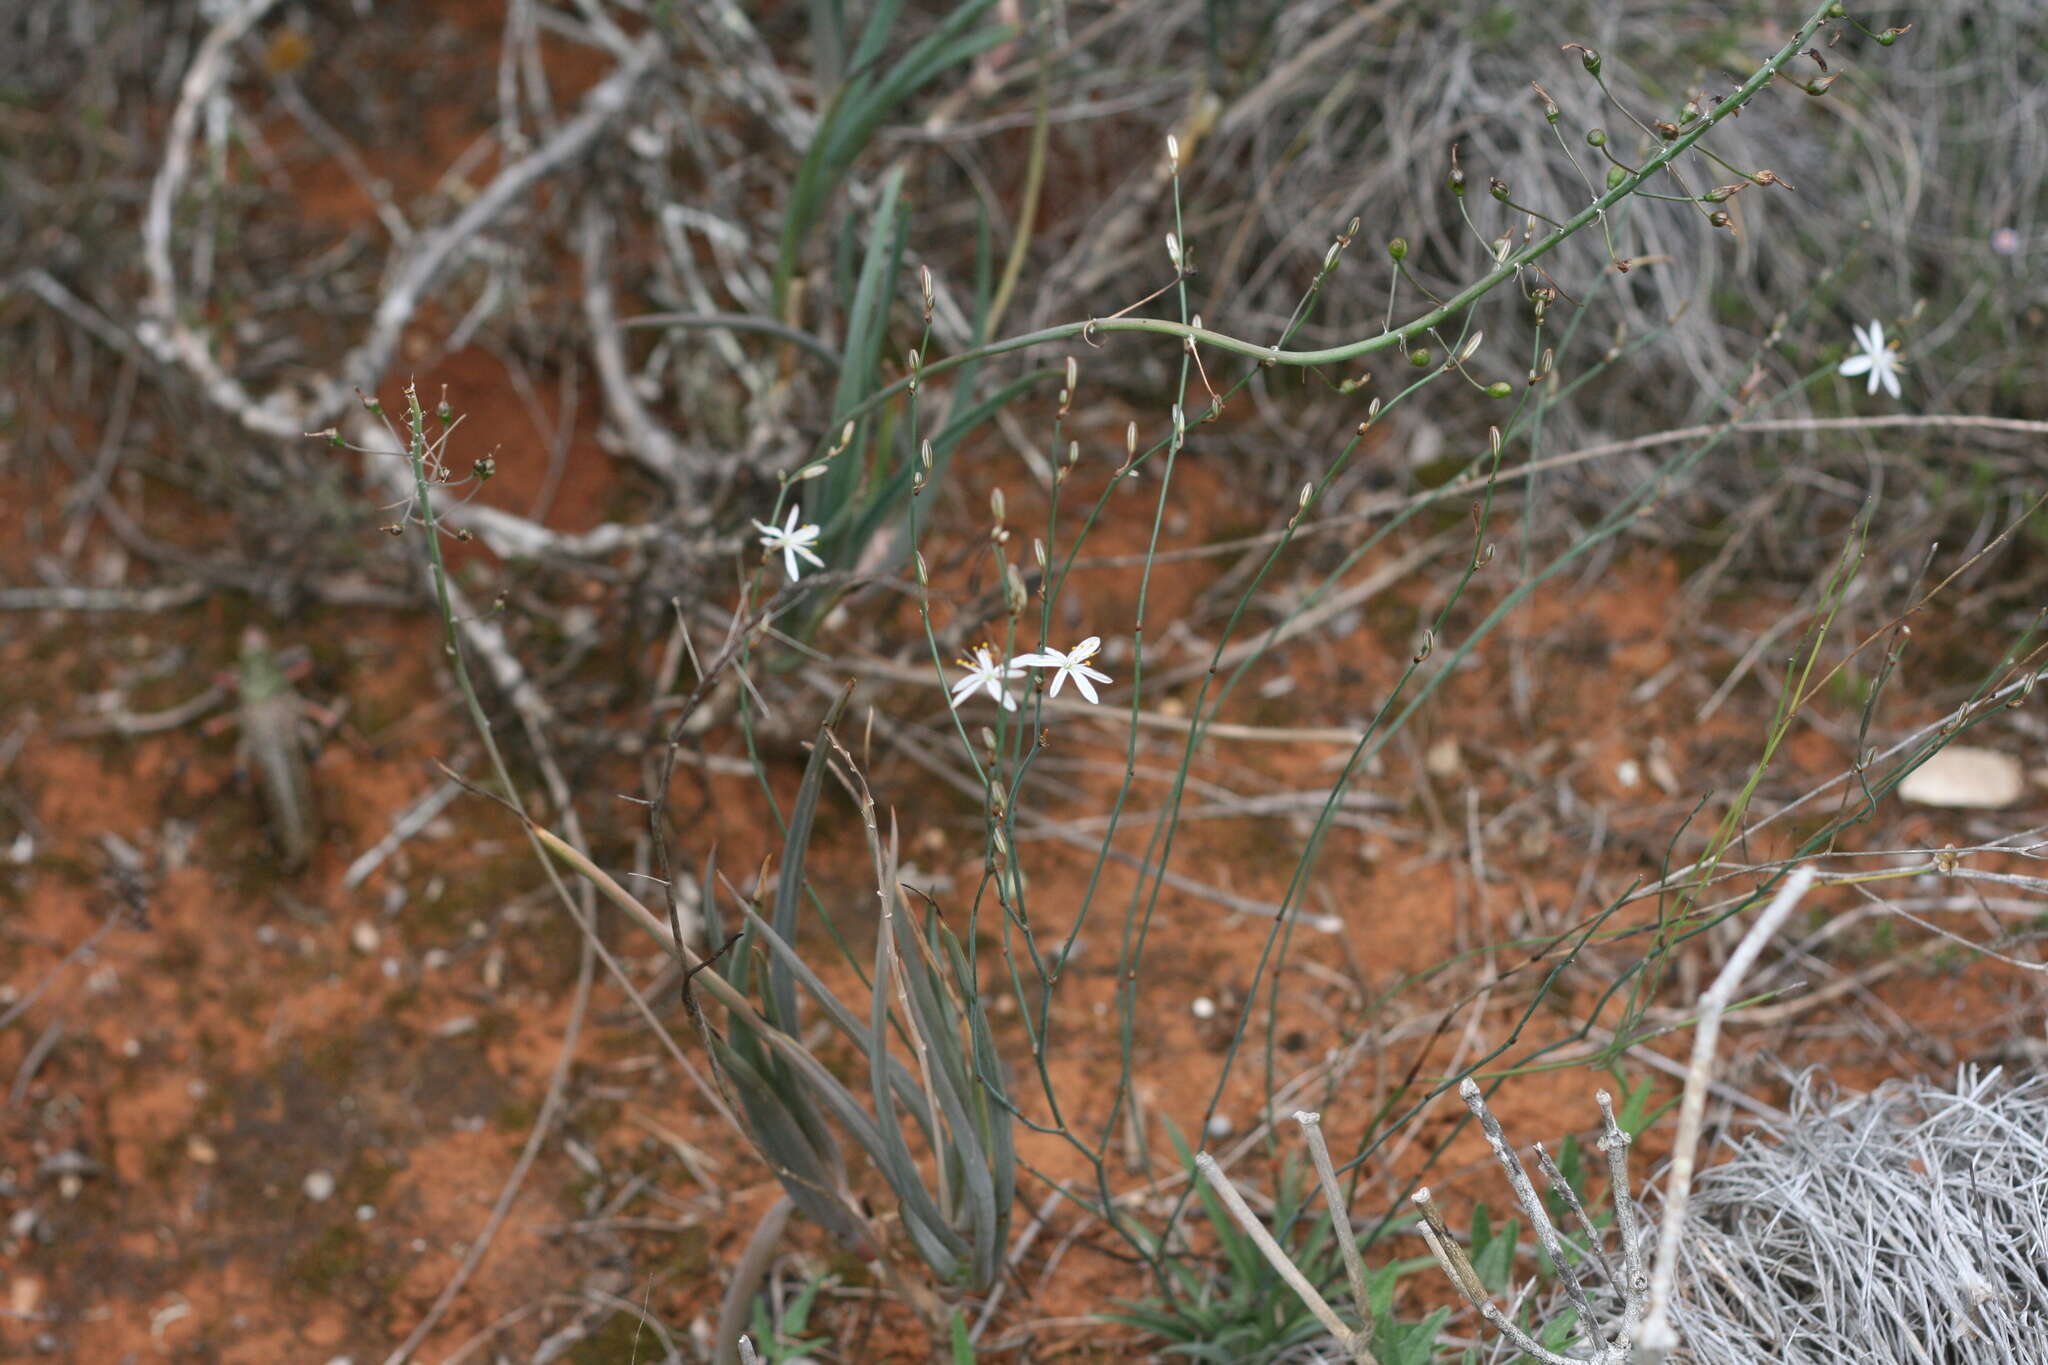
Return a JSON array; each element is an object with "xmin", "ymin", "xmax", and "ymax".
[{"xmin": 1659, "ymin": 1068, "xmax": 2048, "ymax": 1364}]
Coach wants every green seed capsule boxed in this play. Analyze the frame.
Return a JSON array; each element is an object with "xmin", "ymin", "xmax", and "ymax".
[
  {"xmin": 1388, "ymin": 237, "xmax": 1409, "ymax": 262},
  {"xmin": 1486, "ymin": 381, "xmax": 1514, "ymax": 399},
  {"xmin": 1408, "ymin": 348, "xmax": 1432, "ymax": 368},
  {"xmin": 1606, "ymin": 165, "xmax": 1627, "ymax": 190},
  {"xmin": 1586, "ymin": 128, "xmax": 1607, "ymax": 147}
]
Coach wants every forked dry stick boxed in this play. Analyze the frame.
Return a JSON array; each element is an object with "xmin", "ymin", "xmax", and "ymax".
[
  {"xmin": 1193, "ymin": 1150, "xmax": 1382, "ymax": 1365},
  {"xmin": 1635, "ymin": 863, "xmax": 1817, "ymax": 1361}
]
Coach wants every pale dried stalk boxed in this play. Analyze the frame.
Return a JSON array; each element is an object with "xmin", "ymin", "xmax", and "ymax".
[
  {"xmin": 1636, "ymin": 864, "xmax": 1818, "ymax": 1361},
  {"xmin": 1194, "ymin": 1151, "xmax": 1381, "ymax": 1365}
]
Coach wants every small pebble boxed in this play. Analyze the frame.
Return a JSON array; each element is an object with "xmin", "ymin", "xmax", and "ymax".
[
  {"xmin": 303, "ymin": 1170, "xmax": 336, "ymax": 1203},
  {"xmin": 1190, "ymin": 996, "xmax": 1217, "ymax": 1020},
  {"xmin": 350, "ymin": 922, "xmax": 381, "ymax": 955},
  {"xmin": 1204, "ymin": 1114, "xmax": 1235, "ymax": 1140}
]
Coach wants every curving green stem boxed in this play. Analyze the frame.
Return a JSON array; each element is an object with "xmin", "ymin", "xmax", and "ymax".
[{"xmin": 814, "ymin": 0, "xmax": 1838, "ymax": 446}]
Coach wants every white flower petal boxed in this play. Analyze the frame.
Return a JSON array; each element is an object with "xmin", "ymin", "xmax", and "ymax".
[
  {"xmin": 1071, "ymin": 672, "xmax": 1099, "ymax": 704},
  {"xmin": 1839, "ymin": 354, "xmax": 1873, "ymax": 377},
  {"xmin": 1881, "ymin": 365, "xmax": 1901, "ymax": 400}
]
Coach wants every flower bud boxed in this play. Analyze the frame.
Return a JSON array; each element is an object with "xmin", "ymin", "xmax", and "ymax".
[
  {"xmin": 1003, "ymin": 562, "xmax": 1028, "ymax": 615},
  {"xmin": 990, "ymin": 487, "xmax": 1006, "ymax": 524},
  {"xmin": 1164, "ymin": 233, "xmax": 1183, "ymax": 271},
  {"xmin": 1165, "ymin": 133, "xmax": 1180, "ymax": 171}
]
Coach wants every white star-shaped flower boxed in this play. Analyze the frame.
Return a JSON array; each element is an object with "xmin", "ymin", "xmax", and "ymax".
[
  {"xmin": 1838, "ymin": 319, "xmax": 1904, "ymax": 400},
  {"xmin": 1012, "ymin": 635, "xmax": 1113, "ymax": 704},
  {"xmin": 948, "ymin": 645, "xmax": 1024, "ymax": 711},
  {"xmin": 752, "ymin": 505, "xmax": 825, "ymax": 580}
]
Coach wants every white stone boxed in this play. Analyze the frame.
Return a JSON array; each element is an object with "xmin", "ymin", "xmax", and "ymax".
[{"xmin": 1898, "ymin": 746, "xmax": 2025, "ymax": 810}]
